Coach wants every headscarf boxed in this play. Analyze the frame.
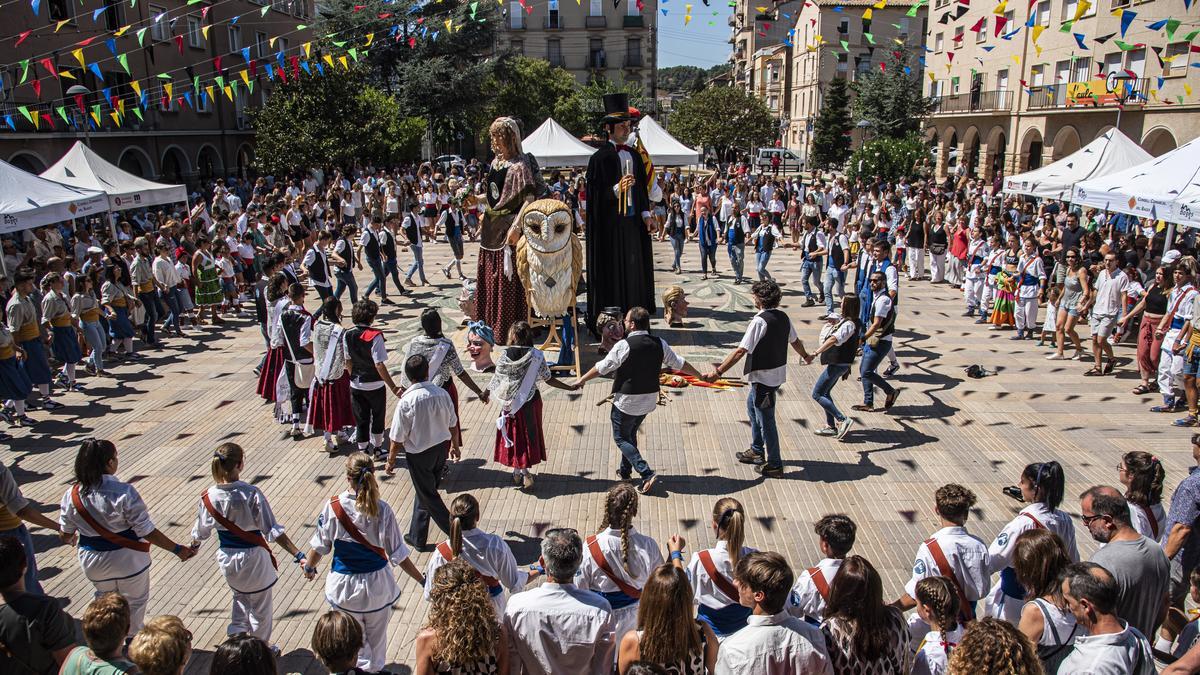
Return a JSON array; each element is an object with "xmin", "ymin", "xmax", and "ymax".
[{"xmin": 467, "ymin": 320, "xmax": 495, "ymax": 346}]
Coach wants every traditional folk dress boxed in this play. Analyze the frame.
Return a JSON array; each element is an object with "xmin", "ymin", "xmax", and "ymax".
[
  {"xmin": 256, "ymin": 296, "xmax": 290, "ymax": 402},
  {"xmin": 489, "ymin": 346, "xmax": 550, "ymax": 471},
  {"xmin": 194, "ymin": 250, "xmax": 224, "ymax": 307},
  {"xmin": 7, "ymin": 290, "xmax": 51, "ymax": 386},
  {"xmin": 401, "ymin": 335, "xmax": 464, "ymax": 444},
  {"xmin": 191, "ymin": 481, "xmax": 290, "ymax": 642},
  {"xmin": 574, "ymin": 525, "xmax": 664, "ymax": 645},
  {"xmin": 100, "ymin": 281, "xmax": 136, "ymax": 341},
  {"xmin": 307, "ymin": 319, "xmax": 355, "ymax": 436},
  {"xmin": 991, "ymin": 253, "xmax": 1020, "ymax": 327},
  {"xmin": 687, "ymin": 540, "xmax": 757, "ymax": 640},
  {"xmin": 42, "ymin": 289, "xmax": 82, "ymax": 369},
  {"xmin": 476, "ymin": 156, "xmax": 534, "ymax": 345},
  {"xmin": 0, "ymin": 325, "xmax": 33, "ymax": 405},
  {"xmin": 984, "ymin": 503, "xmax": 1079, "ymax": 623},
  {"xmin": 423, "ymin": 527, "xmax": 530, "ymax": 616}
]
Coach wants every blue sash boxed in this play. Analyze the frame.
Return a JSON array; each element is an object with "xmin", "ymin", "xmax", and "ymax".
[
  {"xmin": 696, "ymin": 601, "xmax": 752, "ymax": 636},
  {"xmin": 1173, "ymin": 316, "xmax": 1187, "ymax": 330},
  {"xmin": 597, "ymin": 588, "xmax": 639, "ymax": 610},
  {"xmin": 988, "ymin": 265, "xmax": 1002, "ymax": 275},
  {"xmin": 218, "ymin": 529, "xmax": 265, "ymax": 549},
  {"xmin": 332, "ymin": 539, "xmax": 388, "ymax": 574},
  {"xmin": 999, "ymin": 566, "xmax": 1027, "ymax": 599},
  {"xmin": 487, "ymin": 583, "xmax": 503, "ymax": 597},
  {"xmin": 80, "ymin": 528, "xmax": 142, "ymax": 552},
  {"xmin": 970, "ymin": 255, "xmax": 984, "ymax": 266},
  {"xmin": 1020, "ymin": 274, "xmax": 1039, "ymax": 286}
]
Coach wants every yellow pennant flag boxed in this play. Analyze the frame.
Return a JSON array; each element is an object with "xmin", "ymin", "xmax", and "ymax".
[
  {"xmin": 205, "ymin": 85, "xmax": 214, "ymax": 102},
  {"xmin": 863, "ymin": 7, "xmax": 873, "ymax": 19},
  {"xmin": 1110, "ymin": 6, "xmax": 1122, "ymax": 16},
  {"xmin": 365, "ymin": 33, "xmax": 374, "ymax": 46},
  {"xmin": 118, "ymin": 99, "xmax": 125, "ymax": 115},
  {"xmin": 114, "ymin": 25, "xmax": 130, "ymax": 36},
  {"xmin": 90, "ymin": 111, "xmax": 100, "ymax": 126},
  {"xmin": 303, "ymin": 42, "xmax": 312, "ymax": 58},
  {"xmin": 239, "ymin": 70, "xmax": 250, "ymax": 86},
  {"xmin": 164, "ymin": 83, "xmax": 173, "ymax": 100},
  {"xmin": 31, "ymin": 114, "xmax": 38, "ymax": 130},
  {"xmin": 59, "ymin": 70, "xmax": 76, "ymax": 80},
  {"xmin": 110, "ymin": 111, "xmax": 121, "ymax": 126},
  {"xmin": 269, "ymin": 37, "xmax": 277, "ymax": 48},
  {"xmin": 1035, "ymin": 44, "xmax": 1043, "ymax": 56},
  {"xmin": 72, "ymin": 48, "xmax": 85, "ymax": 68},
  {"xmin": 224, "ymin": 85, "xmax": 234, "ymax": 101},
  {"xmin": 1072, "ymin": 0, "xmax": 1090, "ymax": 22},
  {"xmin": 338, "ymin": 55, "xmax": 349, "ymax": 70},
  {"xmin": 873, "ymin": 0, "xmax": 887, "ymax": 8},
  {"xmin": 993, "ymin": 0, "xmax": 1006, "ymax": 13},
  {"xmin": 323, "ymin": 54, "xmax": 334, "ymax": 67},
  {"xmin": 755, "ymin": 5, "xmax": 767, "ymax": 11},
  {"xmin": 1012, "ymin": 54, "xmax": 1021, "ymax": 64},
  {"xmin": 1187, "ymin": 84, "xmax": 1194, "ymax": 97},
  {"xmin": 202, "ymin": 25, "xmax": 209, "ymax": 40},
  {"xmin": 684, "ymin": 14, "xmax": 691, "ymax": 24},
  {"xmin": 928, "ymin": 71, "xmax": 936, "ymax": 82},
  {"xmin": 131, "ymin": 80, "xmax": 142, "ymax": 98},
  {"xmin": 1031, "ymin": 25, "xmax": 1044, "ymax": 42},
  {"xmin": 55, "ymin": 19, "xmax": 69, "ymax": 32}
]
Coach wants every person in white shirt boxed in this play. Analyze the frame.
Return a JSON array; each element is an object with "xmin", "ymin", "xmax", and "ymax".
[
  {"xmin": 1012, "ymin": 236, "xmax": 1047, "ymax": 341},
  {"xmin": 688, "ymin": 497, "xmax": 757, "ymax": 640},
  {"xmin": 892, "ymin": 484, "xmax": 991, "ymax": 643},
  {"xmin": 505, "ymin": 527, "xmax": 616, "ymax": 673},
  {"xmin": 573, "ymin": 307, "xmax": 702, "ymax": 494},
  {"xmin": 189, "ymin": 443, "xmax": 306, "ymax": 645},
  {"xmin": 1059, "ymin": 562, "xmax": 1156, "ymax": 675},
  {"xmin": 386, "ymin": 353, "xmax": 458, "ymax": 550},
  {"xmin": 714, "ymin": 551, "xmax": 834, "ymax": 674},
  {"xmin": 58, "ymin": 439, "xmax": 197, "ymax": 636},
  {"xmin": 152, "ymin": 242, "xmax": 184, "ymax": 337},
  {"xmin": 911, "ymin": 576, "xmax": 965, "ymax": 675},
  {"xmin": 962, "ymin": 227, "xmax": 989, "ymax": 318},
  {"xmin": 788, "ymin": 514, "xmax": 856, "ymax": 624},
  {"xmin": 302, "ymin": 452, "xmax": 425, "ymax": 673},
  {"xmin": 1082, "ymin": 252, "xmax": 1129, "ymax": 375},
  {"xmin": 423, "ymin": 492, "xmax": 533, "ymax": 616}
]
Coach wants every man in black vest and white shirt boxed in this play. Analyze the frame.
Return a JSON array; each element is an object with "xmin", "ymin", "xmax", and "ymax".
[
  {"xmin": 361, "ymin": 216, "xmax": 394, "ymax": 305},
  {"xmin": 279, "ymin": 283, "xmax": 314, "ymax": 439},
  {"xmin": 573, "ymin": 307, "xmax": 702, "ymax": 494},
  {"xmin": 705, "ymin": 281, "xmax": 811, "ymax": 477},
  {"xmin": 343, "ymin": 299, "xmax": 403, "ymax": 459},
  {"xmin": 301, "ymin": 230, "xmax": 333, "ymax": 321}
]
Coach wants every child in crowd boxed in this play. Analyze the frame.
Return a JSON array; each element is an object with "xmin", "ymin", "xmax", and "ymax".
[{"xmin": 912, "ymin": 576, "xmax": 964, "ymax": 675}]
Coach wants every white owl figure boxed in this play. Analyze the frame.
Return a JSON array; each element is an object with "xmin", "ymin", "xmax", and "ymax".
[{"xmin": 516, "ymin": 198, "xmax": 583, "ymax": 318}]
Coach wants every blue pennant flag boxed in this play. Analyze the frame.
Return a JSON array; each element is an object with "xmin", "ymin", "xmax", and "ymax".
[
  {"xmin": 30, "ymin": 0, "xmax": 39, "ymax": 17},
  {"xmin": 316, "ymin": 62, "xmax": 325, "ymax": 75},
  {"xmin": 88, "ymin": 63, "xmax": 104, "ymax": 82},
  {"xmin": 1147, "ymin": 18, "xmax": 1168, "ymax": 30},
  {"xmin": 301, "ymin": 60, "xmax": 311, "ymax": 74},
  {"xmin": 1073, "ymin": 33, "xmax": 1087, "ymax": 50},
  {"xmin": 106, "ymin": 38, "xmax": 117, "ymax": 56},
  {"xmin": 92, "ymin": 6, "xmax": 105, "ymax": 21},
  {"xmin": 4, "ymin": 115, "xmax": 14, "ymax": 131},
  {"xmin": 241, "ymin": 47, "xmax": 251, "ymax": 62},
  {"xmin": 264, "ymin": 63, "xmax": 274, "ymax": 80}
]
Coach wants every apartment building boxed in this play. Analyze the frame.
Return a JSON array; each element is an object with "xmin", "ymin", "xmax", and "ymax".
[
  {"xmin": 0, "ymin": 0, "xmax": 313, "ymax": 187},
  {"xmin": 752, "ymin": 43, "xmax": 790, "ymax": 132},
  {"xmin": 784, "ymin": 0, "xmax": 924, "ymax": 165},
  {"xmin": 924, "ymin": 0, "xmax": 1200, "ymax": 182},
  {"xmin": 496, "ymin": 0, "xmax": 657, "ymax": 96},
  {"xmin": 730, "ymin": 0, "xmax": 801, "ymax": 90}
]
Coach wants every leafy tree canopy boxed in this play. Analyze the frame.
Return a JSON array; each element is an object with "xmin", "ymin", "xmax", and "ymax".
[
  {"xmin": 811, "ymin": 76, "xmax": 853, "ymax": 170},
  {"xmin": 668, "ymin": 85, "xmax": 775, "ymax": 158},
  {"xmin": 555, "ymin": 80, "xmax": 654, "ymax": 138},
  {"xmin": 846, "ymin": 133, "xmax": 927, "ymax": 182},
  {"xmin": 478, "ymin": 56, "xmax": 580, "ymax": 141},
  {"xmin": 851, "ymin": 53, "xmax": 933, "ymax": 140}
]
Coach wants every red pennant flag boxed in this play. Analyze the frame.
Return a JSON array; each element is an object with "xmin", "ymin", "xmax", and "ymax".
[
  {"xmin": 352, "ymin": 4, "xmax": 365, "ymax": 9},
  {"xmin": 290, "ymin": 56, "xmax": 299, "ymax": 80},
  {"xmin": 880, "ymin": 62, "xmax": 886, "ymax": 71},
  {"xmin": 995, "ymin": 15, "xmax": 1007, "ymax": 36},
  {"xmin": 74, "ymin": 94, "xmax": 86, "ymax": 114},
  {"xmin": 39, "ymin": 58, "xmax": 56, "ymax": 79},
  {"xmin": 77, "ymin": 36, "xmax": 97, "ymax": 46},
  {"xmin": 42, "ymin": 112, "xmax": 54, "ymax": 130},
  {"xmin": 948, "ymin": 51, "xmax": 956, "ymax": 61},
  {"xmin": 416, "ymin": 17, "xmax": 424, "ymax": 23},
  {"xmin": 969, "ymin": 17, "xmax": 984, "ymax": 32},
  {"xmin": 213, "ymin": 56, "xmax": 222, "ymax": 72},
  {"xmin": 278, "ymin": 67, "xmax": 287, "ymax": 83},
  {"xmin": 201, "ymin": 5, "xmax": 210, "ymax": 19},
  {"xmin": 177, "ymin": 97, "xmax": 186, "ymax": 109},
  {"xmin": 174, "ymin": 35, "xmax": 183, "ymax": 55},
  {"xmin": 14, "ymin": 30, "xmax": 30, "ymax": 47},
  {"xmin": 31, "ymin": 80, "xmax": 41, "ymax": 99},
  {"xmin": 1191, "ymin": 44, "xmax": 1200, "ymax": 53},
  {"xmin": 408, "ymin": 37, "xmax": 417, "ymax": 48},
  {"xmin": 249, "ymin": 59, "xmax": 257, "ymax": 77},
  {"xmin": 378, "ymin": 12, "xmax": 392, "ymax": 17}
]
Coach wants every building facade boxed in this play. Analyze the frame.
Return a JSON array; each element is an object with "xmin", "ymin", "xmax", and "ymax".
[
  {"xmin": 923, "ymin": 0, "xmax": 1200, "ymax": 182},
  {"xmin": 784, "ymin": 0, "xmax": 923, "ymax": 165},
  {"xmin": 730, "ymin": 0, "xmax": 800, "ymax": 91},
  {"xmin": 0, "ymin": 0, "xmax": 313, "ymax": 188},
  {"xmin": 496, "ymin": 0, "xmax": 657, "ymax": 97}
]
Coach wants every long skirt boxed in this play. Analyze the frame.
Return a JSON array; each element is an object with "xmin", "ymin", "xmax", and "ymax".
[
  {"xmin": 494, "ymin": 394, "xmax": 546, "ymax": 470},
  {"xmin": 19, "ymin": 339, "xmax": 51, "ymax": 386},
  {"xmin": 0, "ymin": 356, "xmax": 33, "ymax": 401},
  {"xmin": 444, "ymin": 378, "xmax": 462, "ymax": 445},
  {"xmin": 257, "ymin": 346, "xmax": 285, "ymax": 402},
  {"xmin": 109, "ymin": 306, "xmax": 135, "ymax": 340},
  {"xmin": 476, "ymin": 247, "xmax": 527, "ymax": 346},
  {"xmin": 307, "ymin": 373, "xmax": 355, "ymax": 432},
  {"xmin": 51, "ymin": 325, "xmax": 82, "ymax": 364},
  {"xmin": 195, "ymin": 264, "xmax": 224, "ymax": 307},
  {"xmin": 991, "ymin": 273, "xmax": 1016, "ymax": 327}
]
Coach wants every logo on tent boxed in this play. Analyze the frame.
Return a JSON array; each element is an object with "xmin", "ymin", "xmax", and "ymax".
[{"xmin": 1128, "ymin": 197, "xmax": 1137, "ymax": 209}]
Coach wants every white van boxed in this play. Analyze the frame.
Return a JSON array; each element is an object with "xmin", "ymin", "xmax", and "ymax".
[{"xmin": 754, "ymin": 148, "xmax": 803, "ymax": 173}]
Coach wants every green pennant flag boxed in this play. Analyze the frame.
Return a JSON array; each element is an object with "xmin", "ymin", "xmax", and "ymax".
[
  {"xmin": 1179, "ymin": 95, "xmax": 1185, "ymax": 104},
  {"xmin": 469, "ymin": 1, "xmax": 478, "ymax": 16},
  {"xmin": 187, "ymin": 0, "xmax": 202, "ymax": 4},
  {"xmin": 19, "ymin": 59, "xmax": 29, "ymax": 84},
  {"xmin": 1114, "ymin": 39, "xmax": 1137, "ymax": 50},
  {"xmin": 137, "ymin": 27, "xmax": 148, "ymax": 46},
  {"xmin": 1184, "ymin": 29, "xmax": 1200, "ymax": 41},
  {"xmin": 193, "ymin": 76, "xmax": 200, "ymax": 92},
  {"xmin": 16, "ymin": 105, "xmax": 31, "ymax": 123},
  {"xmin": 156, "ymin": 72, "xmax": 171, "ymax": 80},
  {"xmin": 332, "ymin": 40, "xmax": 346, "ymax": 47},
  {"xmin": 215, "ymin": 75, "xmax": 225, "ymax": 89},
  {"xmin": 90, "ymin": 104, "xmax": 100, "ymax": 120},
  {"xmin": 1059, "ymin": 19, "xmax": 1074, "ymax": 33},
  {"xmin": 1166, "ymin": 18, "xmax": 1180, "ymax": 41},
  {"xmin": 864, "ymin": 32, "xmax": 875, "ymax": 44},
  {"xmin": 133, "ymin": 106, "xmax": 143, "ymax": 121},
  {"xmin": 55, "ymin": 106, "xmax": 69, "ymax": 125},
  {"xmin": 230, "ymin": 80, "xmax": 239, "ymax": 94},
  {"xmin": 247, "ymin": 80, "xmax": 254, "ymax": 94},
  {"xmin": 348, "ymin": 47, "xmax": 359, "ymax": 61},
  {"xmin": 297, "ymin": 24, "xmax": 307, "ymax": 29},
  {"xmin": 117, "ymin": 53, "xmax": 130, "ymax": 75},
  {"xmin": 840, "ymin": 39, "xmax": 849, "ymax": 52},
  {"xmin": 260, "ymin": 5, "xmax": 268, "ymax": 16}
]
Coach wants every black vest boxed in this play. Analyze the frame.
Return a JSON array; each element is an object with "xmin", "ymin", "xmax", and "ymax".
[
  {"xmin": 827, "ymin": 235, "xmax": 845, "ymax": 269},
  {"xmin": 345, "ymin": 325, "xmax": 383, "ymax": 384},
  {"xmin": 363, "ymin": 229, "xmax": 381, "ymax": 260},
  {"xmin": 281, "ymin": 265, "xmax": 299, "ymax": 285},
  {"xmin": 820, "ymin": 321, "xmax": 859, "ymax": 365},
  {"xmin": 803, "ymin": 230, "xmax": 822, "ymax": 263},
  {"xmin": 280, "ymin": 307, "xmax": 313, "ymax": 363},
  {"xmin": 379, "ymin": 229, "xmax": 397, "ymax": 258},
  {"xmin": 757, "ymin": 227, "xmax": 776, "ymax": 253},
  {"xmin": 744, "ymin": 309, "xmax": 790, "ymax": 375},
  {"xmin": 308, "ymin": 246, "xmax": 328, "ymax": 284},
  {"xmin": 726, "ymin": 221, "xmax": 744, "ymax": 246},
  {"xmin": 929, "ymin": 225, "xmax": 948, "ymax": 248},
  {"xmin": 612, "ymin": 333, "xmax": 664, "ymax": 395},
  {"xmin": 870, "ymin": 296, "xmax": 896, "ymax": 338}
]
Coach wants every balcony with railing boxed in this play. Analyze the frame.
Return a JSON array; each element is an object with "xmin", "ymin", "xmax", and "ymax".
[
  {"xmin": 623, "ymin": 15, "xmax": 644, "ymax": 28},
  {"xmin": 543, "ymin": 15, "xmax": 564, "ymax": 29},
  {"xmin": 1027, "ymin": 78, "xmax": 1150, "ymax": 110},
  {"xmin": 589, "ymin": 51, "xmax": 608, "ymax": 69},
  {"xmin": 585, "ymin": 15, "xmax": 607, "ymax": 28},
  {"xmin": 931, "ymin": 89, "xmax": 1013, "ymax": 114},
  {"xmin": 624, "ymin": 53, "xmax": 644, "ymax": 68},
  {"xmin": 548, "ymin": 53, "xmax": 566, "ymax": 68}
]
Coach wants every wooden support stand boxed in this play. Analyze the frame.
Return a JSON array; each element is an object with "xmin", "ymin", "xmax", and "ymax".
[{"xmin": 526, "ymin": 291, "xmax": 583, "ymax": 377}]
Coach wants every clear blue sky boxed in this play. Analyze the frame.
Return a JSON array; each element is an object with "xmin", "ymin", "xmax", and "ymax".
[{"xmin": 657, "ymin": 9, "xmax": 733, "ymax": 68}]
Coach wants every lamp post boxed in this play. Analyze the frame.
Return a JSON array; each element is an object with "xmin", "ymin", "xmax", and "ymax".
[
  {"xmin": 1106, "ymin": 71, "xmax": 1136, "ymax": 132},
  {"xmin": 65, "ymin": 84, "xmax": 92, "ymax": 148}
]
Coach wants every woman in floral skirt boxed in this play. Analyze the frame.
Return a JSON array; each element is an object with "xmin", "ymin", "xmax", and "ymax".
[{"xmin": 192, "ymin": 236, "xmax": 225, "ymax": 325}]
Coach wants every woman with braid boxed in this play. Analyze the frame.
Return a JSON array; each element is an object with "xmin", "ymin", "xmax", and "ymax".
[
  {"xmin": 301, "ymin": 452, "xmax": 425, "ymax": 673},
  {"xmin": 912, "ymin": 576, "xmax": 963, "ymax": 675},
  {"xmin": 423, "ymin": 492, "xmax": 535, "ymax": 615},
  {"xmin": 576, "ymin": 482, "xmax": 664, "ymax": 644},
  {"xmin": 686, "ymin": 497, "xmax": 755, "ymax": 640}
]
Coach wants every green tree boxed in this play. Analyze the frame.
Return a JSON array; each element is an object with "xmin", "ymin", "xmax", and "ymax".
[
  {"xmin": 846, "ymin": 133, "xmax": 927, "ymax": 182},
  {"xmin": 658, "ymin": 65, "xmax": 707, "ymax": 93},
  {"xmin": 250, "ymin": 69, "xmax": 423, "ymax": 173},
  {"xmin": 480, "ymin": 56, "xmax": 579, "ymax": 139},
  {"xmin": 810, "ymin": 77, "xmax": 853, "ymax": 170},
  {"xmin": 668, "ymin": 86, "xmax": 775, "ymax": 159},
  {"xmin": 554, "ymin": 80, "xmax": 653, "ymax": 138},
  {"xmin": 851, "ymin": 53, "xmax": 933, "ymax": 140}
]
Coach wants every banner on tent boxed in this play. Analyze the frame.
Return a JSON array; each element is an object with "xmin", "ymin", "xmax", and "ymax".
[{"xmin": 1073, "ymin": 185, "xmax": 1175, "ymax": 221}]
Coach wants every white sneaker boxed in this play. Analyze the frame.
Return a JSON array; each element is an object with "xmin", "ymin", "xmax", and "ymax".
[
  {"xmin": 814, "ymin": 426, "xmax": 837, "ymax": 436},
  {"xmin": 836, "ymin": 417, "xmax": 854, "ymax": 440}
]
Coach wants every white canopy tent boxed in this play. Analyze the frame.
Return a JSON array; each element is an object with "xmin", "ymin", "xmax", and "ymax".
[
  {"xmin": 1002, "ymin": 129, "xmax": 1151, "ymax": 201},
  {"xmin": 0, "ymin": 159, "xmax": 106, "ymax": 236},
  {"xmin": 40, "ymin": 141, "xmax": 187, "ymax": 210},
  {"xmin": 635, "ymin": 115, "xmax": 700, "ymax": 166},
  {"xmin": 522, "ymin": 118, "xmax": 596, "ymax": 167},
  {"xmin": 1073, "ymin": 136, "xmax": 1200, "ymax": 230}
]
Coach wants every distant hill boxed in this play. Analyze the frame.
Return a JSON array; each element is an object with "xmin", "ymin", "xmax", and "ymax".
[{"xmin": 658, "ymin": 63, "xmax": 732, "ymax": 93}]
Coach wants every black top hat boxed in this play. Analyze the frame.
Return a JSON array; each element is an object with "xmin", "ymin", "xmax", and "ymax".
[{"xmin": 601, "ymin": 93, "xmax": 632, "ymax": 125}]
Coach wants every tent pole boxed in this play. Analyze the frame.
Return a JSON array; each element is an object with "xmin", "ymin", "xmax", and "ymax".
[
  {"xmin": 1165, "ymin": 221, "xmax": 1177, "ymax": 256},
  {"xmin": 108, "ymin": 210, "xmax": 118, "ymax": 240}
]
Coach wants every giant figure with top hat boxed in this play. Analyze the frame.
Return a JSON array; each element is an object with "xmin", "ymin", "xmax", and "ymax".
[{"xmin": 584, "ymin": 92, "xmax": 657, "ymax": 334}]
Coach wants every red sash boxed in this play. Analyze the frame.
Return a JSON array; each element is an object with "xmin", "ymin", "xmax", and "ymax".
[
  {"xmin": 808, "ymin": 566, "xmax": 837, "ymax": 601},
  {"xmin": 1020, "ymin": 512, "xmax": 1046, "ymax": 530},
  {"xmin": 435, "ymin": 541, "xmax": 501, "ymax": 589},
  {"xmin": 924, "ymin": 537, "xmax": 975, "ymax": 624},
  {"xmin": 70, "ymin": 485, "xmax": 151, "ymax": 553},
  {"xmin": 1136, "ymin": 504, "xmax": 1160, "ymax": 540},
  {"xmin": 329, "ymin": 496, "xmax": 387, "ymax": 561},
  {"xmin": 586, "ymin": 535, "xmax": 641, "ymax": 599},
  {"xmin": 202, "ymin": 490, "xmax": 278, "ymax": 569},
  {"xmin": 698, "ymin": 550, "xmax": 738, "ymax": 600}
]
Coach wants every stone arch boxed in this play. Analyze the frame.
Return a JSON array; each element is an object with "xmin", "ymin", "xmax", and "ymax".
[
  {"xmin": 1019, "ymin": 127, "xmax": 1044, "ymax": 172},
  {"xmin": 118, "ymin": 146, "xmax": 154, "ymax": 178},
  {"xmin": 160, "ymin": 145, "xmax": 191, "ymax": 185},
  {"xmin": 984, "ymin": 125, "xmax": 1008, "ymax": 180},
  {"xmin": 941, "ymin": 125, "xmax": 960, "ymax": 172},
  {"xmin": 1142, "ymin": 126, "xmax": 1178, "ymax": 157},
  {"xmin": 235, "ymin": 143, "xmax": 255, "ymax": 181},
  {"xmin": 961, "ymin": 125, "xmax": 981, "ymax": 177},
  {"xmin": 8, "ymin": 150, "xmax": 47, "ymax": 174},
  {"xmin": 195, "ymin": 144, "xmax": 222, "ymax": 183},
  {"xmin": 1050, "ymin": 125, "xmax": 1081, "ymax": 161}
]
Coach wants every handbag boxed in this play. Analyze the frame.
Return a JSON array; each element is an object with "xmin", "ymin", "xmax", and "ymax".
[{"xmin": 930, "ymin": 243, "xmax": 947, "ymax": 255}]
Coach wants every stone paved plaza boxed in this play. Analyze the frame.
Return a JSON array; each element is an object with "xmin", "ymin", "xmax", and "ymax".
[{"xmin": 9, "ymin": 238, "xmax": 1192, "ymax": 673}]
